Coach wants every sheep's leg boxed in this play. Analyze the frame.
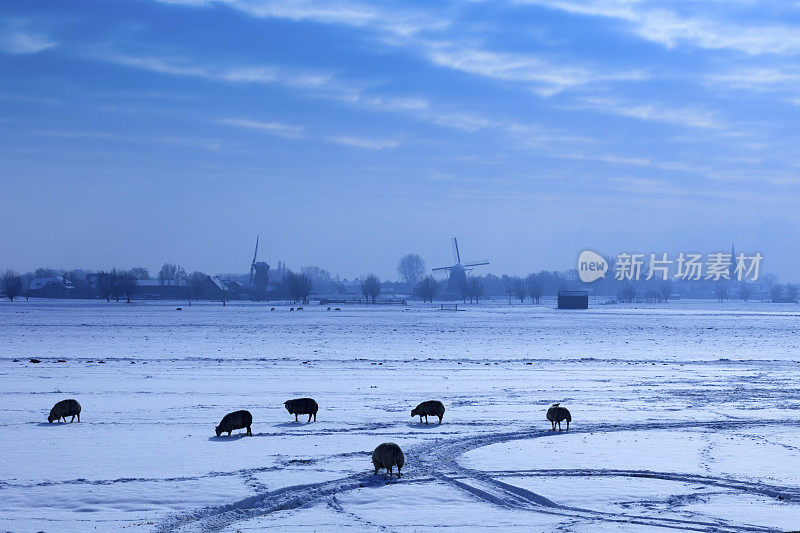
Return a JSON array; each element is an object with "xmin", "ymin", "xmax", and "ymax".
[
  {"xmin": 425, "ymin": 415, "xmax": 429, "ymax": 424},
  {"xmin": 307, "ymin": 414, "xmax": 312, "ymax": 423},
  {"xmin": 247, "ymin": 426, "xmax": 252, "ymax": 436},
  {"xmin": 397, "ymin": 467, "xmax": 402, "ymax": 478},
  {"xmin": 70, "ymin": 415, "xmax": 75, "ymax": 423},
  {"xmin": 388, "ymin": 465, "xmax": 393, "ymax": 476},
  {"xmin": 374, "ymin": 465, "xmax": 379, "ymax": 475},
  {"xmin": 419, "ymin": 416, "xmax": 423, "ymax": 423},
  {"xmin": 438, "ymin": 415, "xmax": 442, "ymax": 424},
  {"xmin": 566, "ymin": 420, "xmax": 569, "ymax": 431},
  {"xmin": 314, "ymin": 413, "xmax": 317, "ymax": 422},
  {"xmin": 77, "ymin": 413, "xmax": 80, "ymax": 422},
  {"xmin": 228, "ymin": 430, "xmax": 232, "ymax": 436},
  {"xmin": 557, "ymin": 420, "xmax": 562, "ymax": 431},
  {"xmin": 295, "ymin": 413, "xmax": 298, "ymax": 422}
]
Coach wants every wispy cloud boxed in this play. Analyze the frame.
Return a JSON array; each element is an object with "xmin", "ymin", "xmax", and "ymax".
[
  {"xmin": 517, "ymin": 0, "xmax": 800, "ymax": 55},
  {"xmin": 569, "ymin": 97, "xmax": 724, "ymax": 129},
  {"xmin": 424, "ymin": 43, "xmax": 647, "ymax": 95},
  {"xmin": 327, "ymin": 135, "xmax": 400, "ymax": 149},
  {"xmin": 103, "ymin": 54, "xmax": 356, "ymax": 96},
  {"xmin": 218, "ymin": 118, "xmax": 305, "ymax": 138},
  {"xmin": 0, "ymin": 31, "xmax": 56, "ymax": 54}
]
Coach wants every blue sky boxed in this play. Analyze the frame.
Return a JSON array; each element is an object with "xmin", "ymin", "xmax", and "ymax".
[{"xmin": 1, "ymin": 0, "xmax": 799, "ymax": 280}]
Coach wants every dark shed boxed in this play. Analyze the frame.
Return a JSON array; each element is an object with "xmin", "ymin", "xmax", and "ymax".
[{"xmin": 558, "ymin": 290, "xmax": 588, "ymax": 309}]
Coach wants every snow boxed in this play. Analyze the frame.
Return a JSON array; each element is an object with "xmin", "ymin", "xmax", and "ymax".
[{"xmin": 0, "ymin": 299, "xmax": 799, "ymax": 532}]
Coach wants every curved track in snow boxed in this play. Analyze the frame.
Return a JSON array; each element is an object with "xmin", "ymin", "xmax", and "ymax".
[{"xmin": 154, "ymin": 418, "xmax": 800, "ymax": 532}]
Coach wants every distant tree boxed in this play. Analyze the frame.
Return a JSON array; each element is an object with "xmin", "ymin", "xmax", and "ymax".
[
  {"xmin": 1, "ymin": 270, "xmax": 23, "ymax": 301},
  {"xmin": 527, "ymin": 274, "xmax": 543, "ymax": 304},
  {"xmin": 739, "ymin": 283, "xmax": 752, "ymax": 302},
  {"xmin": 467, "ymin": 277, "xmax": 484, "ymax": 303},
  {"xmin": 788, "ymin": 284, "xmax": 798, "ymax": 302},
  {"xmin": 300, "ymin": 266, "xmax": 332, "ymax": 283},
  {"xmin": 118, "ymin": 270, "xmax": 137, "ymax": 303},
  {"xmin": 189, "ymin": 272, "xmax": 206, "ymax": 301},
  {"xmin": 417, "ymin": 275, "xmax": 438, "ymax": 303},
  {"xmin": 96, "ymin": 271, "xmax": 111, "ymax": 302},
  {"xmin": 34, "ymin": 267, "xmax": 58, "ymax": 278},
  {"xmin": 618, "ymin": 284, "xmax": 636, "ymax": 303},
  {"xmin": 771, "ymin": 284, "xmax": 783, "ymax": 302},
  {"xmin": 361, "ymin": 274, "xmax": 381, "ymax": 303},
  {"xmin": 158, "ymin": 263, "xmax": 179, "ymax": 286},
  {"xmin": 513, "ymin": 279, "xmax": 526, "ymax": 303},
  {"xmin": 715, "ymin": 283, "xmax": 728, "ymax": 302},
  {"xmin": 397, "ymin": 254, "xmax": 425, "ymax": 290},
  {"xmin": 130, "ymin": 267, "xmax": 150, "ymax": 280},
  {"xmin": 109, "ymin": 268, "xmax": 122, "ymax": 302},
  {"xmin": 660, "ymin": 280, "xmax": 672, "ymax": 303},
  {"xmin": 286, "ymin": 271, "xmax": 312, "ymax": 304}
]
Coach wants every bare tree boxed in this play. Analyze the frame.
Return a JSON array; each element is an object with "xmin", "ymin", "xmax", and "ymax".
[
  {"xmin": 96, "ymin": 271, "xmax": 111, "ymax": 301},
  {"xmin": 159, "ymin": 263, "xmax": 179, "ymax": 286},
  {"xmin": 739, "ymin": 283, "xmax": 752, "ymax": 302},
  {"xmin": 34, "ymin": 267, "xmax": 58, "ymax": 278},
  {"xmin": 660, "ymin": 280, "xmax": 672, "ymax": 303},
  {"xmin": 118, "ymin": 270, "xmax": 137, "ymax": 303},
  {"xmin": 771, "ymin": 284, "xmax": 783, "ymax": 302},
  {"xmin": 1, "ymin": 270, "xmax": 23, "ymax": 301},
  {"xmin": 788, "ymin": 284, "xmax": 798, "ymax": 302},
  {"xmin": 109, "ymin": 268, "xmax": 122, "ymax": 302},
  {"xmin": 286, "ymin": 271, "xmax": 312, "ymax": 304},
  {"xmin": 513, "ymin": 279, "xmax": 526, "ymax": 302},
  {"xmin": 527, "ymin": 273, "xmax": 543, "ymax": 304},
  {"xmin": 130, "ymin": 267, "xmax": 150, "ymax": 280},
  {"xmin": 189, "ymin": 272, "xmax": 206, "ymax": 301},
  {"xmin": 397, "ymin": 254, "xmax": 425, "ymax": 290},
  {"xmin": 418, "ymin": 275, "xmax": 438, "ymax": 303},
  {"xmin": 467, "ymin": 277, "xmax": 484, "ymax": 303},
  {"xmin": 361, "ymin": 274, "xmax": 381, "ymax": 303},
  {"xmin": 715, "ymin": 283, "xmax": 728, "ymax": 302}
]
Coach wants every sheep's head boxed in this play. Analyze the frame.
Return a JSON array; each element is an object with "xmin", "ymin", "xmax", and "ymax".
[
  {"xmin": 215, "ymin": 425, "xmax": 222, "ymax": 437},
  {"xmin": 284, "ymin": 400, "xmax": 293, "ymax": 412},
  {"xmin": 47, "ymin": 413, "xmax": 54, "ymax": 423},
  {"xmin": 410, "ymin": 408, "xmax": 419, "ymax": 417},
  {"xmin": 552, "ymin": 403, "xmax": 560, "ymax": 407}
]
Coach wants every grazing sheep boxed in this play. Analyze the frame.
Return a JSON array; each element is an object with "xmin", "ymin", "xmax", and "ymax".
[
  {"xmin": 411, "ymin": 400, "xmax": 445, "ymax": 424},
  {"xmin": 215, "ymin": 410, "xmax": 253, "ymax": 437},
  {"xmin": 271, "ymin": 307, "xmax": 275, "ymax": 311},
  {"xmin": 284, "ymin": 398, "xmax": 318, "ymax": 422},
  {"xmin": 372, "ymin": 442, "xmax": 405, "ymax": 477},
  {"xmin": 176, "ymin": 307, "xmax": 182, "ymax": 311},
  {"xmin": 334, "ymin": 307, "xmax": 341, "ymax": 311},
  {"xmin": 546, "ymin": 403, "xmax": 571, "ymax": 431},
  {"xmin": 297, "ymin": 307, "xmax": 303, "ymax": 311},
  {"xmin": 290, "ymin": 307, "xmax": 294, "ymax": 311},
  {"xmin": 48, "ymin": 399, "xmax": 81, "ymax": 423},
  {"xmin": 327, "ymin": 307, "xmax": 331, "ymax": 311}
]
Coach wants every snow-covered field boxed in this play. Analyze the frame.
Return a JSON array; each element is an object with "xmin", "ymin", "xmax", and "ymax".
[{"xmin": 1, "ymin": 300, "xmax": 799, "ymax": 532}]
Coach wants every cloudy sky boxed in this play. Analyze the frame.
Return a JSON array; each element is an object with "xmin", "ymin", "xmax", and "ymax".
[{"xmin": 1, "ymin": 0, "xmax": 799, "ymax": 280}]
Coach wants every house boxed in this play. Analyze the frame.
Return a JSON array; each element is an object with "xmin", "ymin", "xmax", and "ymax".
[
  {"xmin": 28, "ymin": 277, "xmax": 73, "ymax": 298},
  {"xmin": 135, "ymin": 279, "xmax": 188, "ymax": 300}
]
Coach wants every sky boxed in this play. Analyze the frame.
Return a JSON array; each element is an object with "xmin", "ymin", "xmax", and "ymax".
[{"xmin": 1, "ymin": 0, "xmax": 799, "ymax": 281}]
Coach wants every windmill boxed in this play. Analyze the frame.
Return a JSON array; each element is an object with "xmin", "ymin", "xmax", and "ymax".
[
  {"xmin": 432, "ymin": 237, "xmax": 489, "ymax": 294},
  {"xmin": 249, "ymin": 235, "xmax": 270, "ymax": 301}
]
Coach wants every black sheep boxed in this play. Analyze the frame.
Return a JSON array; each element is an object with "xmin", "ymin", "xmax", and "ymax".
[
  {"xmin": 411, "ymin": 400, "xmax": 445, "ymax": 424},
  {"xmin": 48, "ymin": 399, "xmax": 81, "ymax": 423},
  {"xmin": 546, "ymin": 403, "xmax": 571, "ymax": 431},
  {"xmin": 284, "ymin": 398, "xmax": 318, "ymax": 422},
  {"xmin": 215, "ymin": 410, "xmax": 253, "ymax": 437}
]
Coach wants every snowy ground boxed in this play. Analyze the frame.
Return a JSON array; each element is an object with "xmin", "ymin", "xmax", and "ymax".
[{"xmin": 1, "ymin": 299, "xmax": 799, "ymax": 532}]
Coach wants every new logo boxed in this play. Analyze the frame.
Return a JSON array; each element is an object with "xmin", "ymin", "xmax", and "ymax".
[{"xmin": 578, "ymin": 250, "xmax": 608, "ymax": 283}]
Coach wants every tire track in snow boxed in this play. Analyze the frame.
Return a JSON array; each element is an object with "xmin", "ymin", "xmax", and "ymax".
[{"xmin": 154, "ymin": 418, "xmax": 800, "ymax": 532}]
